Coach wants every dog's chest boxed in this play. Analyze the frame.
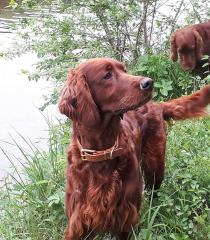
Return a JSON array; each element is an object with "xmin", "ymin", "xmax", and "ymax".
[{"xmin": 66, "ymin": 157, "xmax": 142, "ymax": 230}]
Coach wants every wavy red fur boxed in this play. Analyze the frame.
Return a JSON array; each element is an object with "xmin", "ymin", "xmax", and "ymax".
[
  {"xmin": 58, "ymin": 58, "xmax": 210, "ymax": 240},
  {"xmin": 162, "ymin": 85, "xmax": 210, "ymax": 120},
  {"xmin": 170, "ymin": 21, "xmax": 210, "ymax": 73}
]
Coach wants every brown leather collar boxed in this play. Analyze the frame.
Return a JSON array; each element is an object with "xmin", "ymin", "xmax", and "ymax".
[{"xmin": 77, "ymin": 137, "xmax": 123, "ymax": 162}]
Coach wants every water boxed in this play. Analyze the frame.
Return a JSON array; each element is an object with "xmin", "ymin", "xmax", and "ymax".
[{"xmin": 0, "ymin": 1, "xmax": 64, "ymax": 179}]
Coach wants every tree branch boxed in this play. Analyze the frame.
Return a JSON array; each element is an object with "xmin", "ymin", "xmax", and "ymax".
[{"xmin": 170, "ymin": 0, "xmax": 185, "ymax": 34}]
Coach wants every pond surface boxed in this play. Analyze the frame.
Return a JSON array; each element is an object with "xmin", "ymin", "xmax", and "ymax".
[{"xmin": 0, "ymin": 1, "xmax": 64, "ymax": 180}]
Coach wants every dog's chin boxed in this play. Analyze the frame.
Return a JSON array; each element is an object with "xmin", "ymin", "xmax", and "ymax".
[
  {"xmin": 183, "ymin": 66, "xmax": 194, "ymax": 71},
  {"xmin": 182, "ymin": 63, "xmax": 195, "ymax": 71},
  {"xmin": 114, "ymin": 94, "xmax": 152, "ymax": 116}
]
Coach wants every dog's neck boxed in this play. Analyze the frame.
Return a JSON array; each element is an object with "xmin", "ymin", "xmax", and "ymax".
[{"xmin": 73, "ymin": 114, "xmax": 121, "ymax": 151}]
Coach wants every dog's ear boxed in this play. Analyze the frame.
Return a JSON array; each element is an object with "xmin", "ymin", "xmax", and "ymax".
[
  {"xmin": 58, "ymin": 69, "xmax": 101, "ymax": 127},
  {"xmin": 170, "ymin": 32, "xmax": 178, "ymax": 62},
  {"xmin": 194, "ymin": 30, "xmax": 204, "ymax": 60}
]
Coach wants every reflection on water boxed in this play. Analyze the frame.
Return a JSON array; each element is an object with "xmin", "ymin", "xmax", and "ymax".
[
  {"xmin": 0, "ymin": 54, "xmax": 49, "ymax": 176},
  {"xmin": 0, "ymin": 1, "xmax": 64, "ymax": 179}
]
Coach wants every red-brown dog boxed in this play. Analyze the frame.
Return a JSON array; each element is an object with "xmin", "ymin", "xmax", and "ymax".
[
  {"xmin": 59, "ymin": 58, "xmax": 210, "ymax": 240},
  {"xmin": 170, "ymin": 21, "xmax": 210, "ymax": 72}
]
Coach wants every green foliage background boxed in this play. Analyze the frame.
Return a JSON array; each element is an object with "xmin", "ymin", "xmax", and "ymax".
[{"xmin": 3, "ymin": 0, "xmax": 209, "ymax": 107}]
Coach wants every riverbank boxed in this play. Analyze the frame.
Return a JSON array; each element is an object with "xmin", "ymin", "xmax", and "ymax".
[{"xmin": 0, "ymin": 1, "xmax": 63, "ymax": 178}]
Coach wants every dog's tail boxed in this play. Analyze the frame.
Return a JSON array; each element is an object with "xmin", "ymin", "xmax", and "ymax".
[{"xmin": 161, "ymin": 85, "xmax": 210, "ymax": 121}]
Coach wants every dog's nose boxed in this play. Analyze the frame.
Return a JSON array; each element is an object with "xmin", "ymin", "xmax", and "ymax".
[{"xmin": 140, "ymin": 78, "xmax": 153, "ymax": 90}]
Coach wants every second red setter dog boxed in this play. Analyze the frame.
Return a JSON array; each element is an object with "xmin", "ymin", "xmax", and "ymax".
[
  {"xmin": 170, "ymin": 21, "xmax": 210, "ymax": 72},
  {"xmin": 59, "ymin": 58, "xmax": 210, "ymax": 240}
]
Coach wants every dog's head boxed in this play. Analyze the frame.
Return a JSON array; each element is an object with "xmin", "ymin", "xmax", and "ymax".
[
  {"xmin": 170, "ymin": 28, "xmax": 204, "ymax": 71},
  {"xmin": 58, "ymin": 58, "xmax": 153, "ymax": 127}
]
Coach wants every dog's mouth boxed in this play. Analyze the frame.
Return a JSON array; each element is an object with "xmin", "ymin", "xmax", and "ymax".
[
  {"xmin": 114, "ymin": 94, "xmax": 152, "ymax": 116},
  {"xmin": 181, "ymin": 62, "xmax": 195, "ymax": 71}
]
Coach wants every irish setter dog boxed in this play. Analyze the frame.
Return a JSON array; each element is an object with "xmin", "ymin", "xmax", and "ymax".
[
  {"xmin": 58, "ymin": 58, "xmax": 210, "ymax": 240},
  {"xmin": 170, "ymin": 21, "xmax": 210, "ymax": 73}
]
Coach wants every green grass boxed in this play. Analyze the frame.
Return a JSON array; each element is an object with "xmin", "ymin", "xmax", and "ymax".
[
  {"xmin": 135, "ymin": 119, "xmax": 210, "ymax": 240},
  {"xmin": 0, "ymin": 119, "xmax": 209, "ymax": 240},
  {"xmin": 0, "ymin": 122, "xmax": 70, "ymax": 240}
]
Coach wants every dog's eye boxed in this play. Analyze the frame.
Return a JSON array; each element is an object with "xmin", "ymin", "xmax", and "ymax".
[{"xmin": 103, "ymin": 72, "xmax": 112, "ymax": 80}]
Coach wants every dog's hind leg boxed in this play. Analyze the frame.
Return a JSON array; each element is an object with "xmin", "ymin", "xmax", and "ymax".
[
  {"xmin": 116, "ymin": 232, "xmax": 129, "ymax": 240},
  {"xmin": 140, "ymin": 118, "xmax": 167, "ymax": 190}
]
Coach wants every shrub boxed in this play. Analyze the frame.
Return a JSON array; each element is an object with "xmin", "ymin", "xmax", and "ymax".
[{"xmin": 131, "ymin": 54, "xmax": 209, "ymax": 101}]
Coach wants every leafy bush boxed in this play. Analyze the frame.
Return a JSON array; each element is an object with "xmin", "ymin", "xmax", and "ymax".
[
  {"xmin": 5, "ymin": 1, "xmax": 210, "ymax": 109},
  {"xmin": 131, "ymin": 54, "xmax": 209, "ymax": 101}
]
